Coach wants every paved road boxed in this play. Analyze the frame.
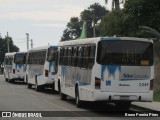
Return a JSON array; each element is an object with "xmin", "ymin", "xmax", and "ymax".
[{"xmin": 0, "ymin": 75, "xmax": 158, "ymax": 120}]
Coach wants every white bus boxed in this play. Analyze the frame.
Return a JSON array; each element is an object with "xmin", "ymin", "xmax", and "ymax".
[
  {"xmin": 58, "ymin": 37, "xmax": 154, "ymax": 109},
  {"xmin": 4, "ymin": 52, "xmax": 27, "ymax": 83},
  {"xmin": 25, "ymin": 45, "xmax": 58, "ymax": 91}
]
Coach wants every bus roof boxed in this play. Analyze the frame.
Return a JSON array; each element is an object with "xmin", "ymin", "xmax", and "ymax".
[
  {"xmin": 58, "ymin": 37, "xmax": 153, "ymax": 46},
  {"xmin": 16, "ymin": 52, "xmax": 27, "ymax": 54},
  {"xmin": 49, "ymin": 45, "xmax": 58, "ymax": 48},
  {"xmin": 100, "ymin": 37, "xmax": 153, "ymax": 42},
  {"xmin": 28, "ymin": 46, "xmax": 48, "ymax": 52},
  {"xmin": 5, "ymin": 52, "xmax": 16, "ymax": 56},
  {"xmin": 5, "ymin": 52, "xmax": 27, "ymax": 57}
]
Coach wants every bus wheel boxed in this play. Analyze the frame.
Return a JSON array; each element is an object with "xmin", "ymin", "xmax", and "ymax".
[
  {"xmin": 28, "ymin": 83, "xmax": 32, "ymax": 89},
  {"xmin": 8, "ymin": 74, "xmax": 11, "ymax": 83},
  {"xmin": 35, "ymin": 82, "xmax": 41, "ymax": 92},
  {"xmin": 35, "ymin": 78, "xmax": 42, "ymax": 92},
  {"xmin": 52, "ymin": 82, "xmax": 55, "ymax": 91},
  {"xmin": 58, "ymin": 80, "xmax": 61, "ymax": 93},
  {"xmin": 115, "ymin": 101, "xmax": 131, "ymax": 110},
  {"xmin": 75, "ymin": 87, "xmax": 83, "ymax": 108},
  {"xmin": 26, "ymin": 75, "xmax": 28, "ymax": 84},
  {"xmin": 61, "ymin": 92, "xmax": 67, "ymax": 100}
]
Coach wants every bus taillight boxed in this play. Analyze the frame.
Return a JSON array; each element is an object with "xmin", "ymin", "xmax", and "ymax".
[
  {"xmin": 150, "ymin": 79, "xmax": 154, "ymax": 90},
  {"xmin": 13, "ymin": 69, "xmax": 15, "ymax": 74},
  {"xmin": 45, "ymin": 70, "xmax": 48, "ymax": 77},
  {"xmin": 95, "ymin": 77, "xmax": 101, "ymax": 89}
]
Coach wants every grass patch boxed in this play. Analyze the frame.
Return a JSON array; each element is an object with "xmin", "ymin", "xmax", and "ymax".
[{"xmin": 153, "ymin": 91, "xmax": 160, "ymax": 102}]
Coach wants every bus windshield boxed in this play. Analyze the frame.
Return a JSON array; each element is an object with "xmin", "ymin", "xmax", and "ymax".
[
  {"xmin": 47, "ymin": 47, "xmax": 57, "ymax": 62},
  {"xmin": 14, "ymin": 54, "xmax": 26, "ymax": 64},
  {"xmin": 97, "ymin": 40, "xmax": 153, "ymax": 66}
]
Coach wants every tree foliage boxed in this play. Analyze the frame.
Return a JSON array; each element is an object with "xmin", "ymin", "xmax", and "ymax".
[
  {"xmin": 61, "ymin": 3, "xmax": 107, "ymax": 41},
  {"xmin": 100, "ymin": 0, "xmax": 160, "ymax": 38},
  {"xmin": 61, "ymin": 17, "xmax": 82, "ymax": 41},
  {"xmin": 0, "ymin": 37, "xmax": 19, "ymax": 66}
]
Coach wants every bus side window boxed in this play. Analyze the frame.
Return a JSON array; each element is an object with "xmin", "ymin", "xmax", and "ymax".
[
  {"xmin": 82, "ymin": 46, "xmax": 89, "ymax": 69},
  {"xmin": 88, "ymin": 45, "xmax": 95, "ymax": 69},
  {"xmin": 72, "ymin": 47, "xmax": 78, "ymax": 67},
  {"xmin": 63, "ymin": 47, "xmax": 68, "ymax": 66},
  {"xmin": 77, "ymin": 46, "xmax": 83, "ymax": 68},
  {"xmin": 59, "ymin": 48, "xmax": 64, "ymax": 65},
  {"xmin": 55, "ymin": 48, "xmax": 58, "ymax": 73},
  {"xmin": 67, "ymin": 47, "xmax": 72, "ymax": 66}
]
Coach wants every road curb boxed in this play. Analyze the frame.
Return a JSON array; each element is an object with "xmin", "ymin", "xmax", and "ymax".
[{"xmin": 131, "ymin": 104, "xmax": 158, "ymax": 112}]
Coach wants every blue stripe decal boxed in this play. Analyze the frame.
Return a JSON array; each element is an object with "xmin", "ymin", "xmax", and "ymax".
[
  {"xmin": 16, "ymin": 64, "xmax": 23, "ymax": 69},
  {"xmin": 107, "ymin": 65, "xmax": 121, "ymax": 75},
  {"xmin": 102, "ymin": 65, "xmax": 121, "ymax": 81}
]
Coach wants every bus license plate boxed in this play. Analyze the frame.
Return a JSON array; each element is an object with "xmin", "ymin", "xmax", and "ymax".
[{"xmin": 120, "ymin": 96, "xmax": 129, "ymax": 100}]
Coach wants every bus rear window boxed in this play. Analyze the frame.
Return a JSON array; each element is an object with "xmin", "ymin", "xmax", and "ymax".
[
  {"xmin": 14, "ymin": 54, "xmax": 26, "ymax": 64},
  {"xmin": 47, "ymin": 47, "xmax": 57, "ymax": 62},
  {"xmin": 97, "ymin": 40, "xmax": 153, "ymax": 66}
]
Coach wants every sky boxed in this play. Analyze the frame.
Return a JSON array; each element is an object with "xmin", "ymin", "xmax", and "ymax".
[{"xmin": 0, "ymin": 0, "xmax": 111, "ymax": 51}]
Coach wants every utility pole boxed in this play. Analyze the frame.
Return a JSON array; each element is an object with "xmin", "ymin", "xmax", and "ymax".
[
  {"xmin": 26, "ymin": 33, "xmax": 29, "ymax": 50},
  {"xmin": 7, "ymin": 32, "xmax": 10, "ymax": 53},
  {"xmin": 93, "ymin": 15, "xmax": 96, "ymax": 37},
  {"xmin": 31, "ymin": 39, "xmax": 33, "ymax": 49}
]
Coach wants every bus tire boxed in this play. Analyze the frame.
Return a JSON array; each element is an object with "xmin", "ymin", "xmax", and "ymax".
[
  {"xmin": 28, "ymin": 83, "xmax": 32, "ymax": 89},
  {"xmin": 5, "ymin": 78, "xmax": 8, "ymax": 82},
  {"xmin": 75, "ymin": 86, "xmax": 83, "ymax": 108},
  {"xmin": 58, "ymin": 80, "xmax": 61, "ymax": 93},
  {"xmin": 52, "ymin": 82, "xmax": 55, "ymax": 91},
  {"xmin": 115, "ymin": 101, "xmax": 131, "ymax": 110},
  {"xmin": 25, "ymin": 75, "xmax": 28, "ymax": 84},
  {"xmin": 35, "ymin": 82, "xmax": 41, "ymax": 92},
  {"xmin": 8, "ymin": 73, "xmax": 11, "ymax": 83},
  {"xmin": 35, "ymin": 77, "xmax": 41, "ymax": 92},
  {"xmin": 60, "ymin": 92, "xmax": 67, "ymax": 100}
]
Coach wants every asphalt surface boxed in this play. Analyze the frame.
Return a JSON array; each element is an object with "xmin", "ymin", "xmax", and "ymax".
[{"xmin": 0, "ymin": 75, "xmax": 159, "ymax": 120}]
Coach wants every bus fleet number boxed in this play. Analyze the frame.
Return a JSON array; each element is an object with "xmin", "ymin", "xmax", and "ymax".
[{"xmin": 139, "ymin": 83, "xmax": 148, "ymax": 87}]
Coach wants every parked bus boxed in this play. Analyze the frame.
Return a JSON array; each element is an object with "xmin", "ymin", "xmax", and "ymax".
[
  {"xmin": 25, "ymin": 45, "xmax": 58, "ymax": 91},
  {"xmin": 3, "ymin": 52, "xmax": 27, "ymax": 83},
  {"xmin": 58, "ymin": 37, "xmax": 154, "ymax": 109}
]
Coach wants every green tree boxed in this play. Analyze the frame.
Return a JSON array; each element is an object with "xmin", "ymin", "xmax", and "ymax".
[
  {"xmin": 100, "ymin": 11, "xmax": 127, "ymax": 36},
  {"xmin": 123, "ymin": 0, "xmax": 160, "ymax": 34},
  {"xmin": 61, "ymin": 3, "xmax": 107, "ymax": 41},
  {"xmin": 61, "ymin": 17, "xmax": 82, "ymax": 41},
  {"xmin": 100, "ymin": 0, "xmax": 160, "ymax": 37},
  {"xmin": 80, "ymin": 3, "xmax": 107, "ymax": 37}
]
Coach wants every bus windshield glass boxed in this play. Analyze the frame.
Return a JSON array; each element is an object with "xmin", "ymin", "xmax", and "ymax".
[
  {"xmin": 47, "ymin": 47, "xmax": 57, "ymax": 62},
  {"xmin": 97, "ymin": 40, "xmax": 153, "ymax": 66},
  {"xmin": 14, "ymin": 54, "xmax": 26, "ymax": 64}
]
